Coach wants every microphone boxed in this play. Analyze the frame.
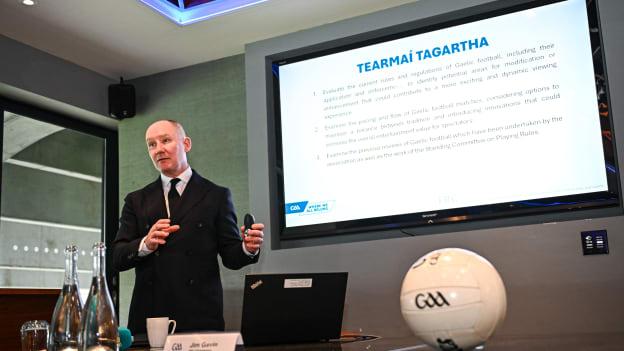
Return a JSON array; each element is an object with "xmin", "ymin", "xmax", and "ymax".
[{"xmin": 118, "ymin": 327, "xmax": 133, "ymax": 350}]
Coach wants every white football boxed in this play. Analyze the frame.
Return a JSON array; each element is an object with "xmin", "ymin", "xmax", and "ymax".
[{"xmin": 400, "ymin": 248, "xmax": 507, "ymax": 350}]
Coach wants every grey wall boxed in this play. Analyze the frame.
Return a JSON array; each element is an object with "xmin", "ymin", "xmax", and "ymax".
[
  {"xmin": 0, "ymin": 35, "xmax": 112, "ymax": 116},
  {"xmin": 246, "ymin": 0, "xmax": 624, "ymax": 338},
  {"xmin": 0, "ymin": 35, "xmax": 116, "ymax": 131}
]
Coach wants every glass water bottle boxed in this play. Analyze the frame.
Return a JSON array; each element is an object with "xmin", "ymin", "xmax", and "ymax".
[
  {"xmin": 49, "ymin": 245, "xmax": 83, "ymax": 351},
  {"xmin": 79, "ymin": 242, "xmax": 118, "ymax": 351}
]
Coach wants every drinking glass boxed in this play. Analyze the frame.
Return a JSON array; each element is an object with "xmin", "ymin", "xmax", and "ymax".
[{"xmin": 20, "ymin": 320, "xmax": 49, "ymax": 351}]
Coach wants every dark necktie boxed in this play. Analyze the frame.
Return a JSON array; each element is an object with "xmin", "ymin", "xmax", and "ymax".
[{"xmin": 168, "ymin": 178, "xmax": 181, "ymax": 219}]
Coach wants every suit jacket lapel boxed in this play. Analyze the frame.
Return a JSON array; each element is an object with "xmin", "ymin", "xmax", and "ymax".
[
  {"xmin": 173, "ymin": 170, "xmax": 210, "ymax": 224},
  {"xmin": 166, "ymin": 170, "xmax": 210, "ymax": 246},
  {"xmin": 143, "ymin": 177, "xmax": 168, "ymax": 225}
]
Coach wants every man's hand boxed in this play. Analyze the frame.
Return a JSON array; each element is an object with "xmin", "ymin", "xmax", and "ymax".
[
  {"xmin": 146, "ymin": 219, "xmax": 180, "ymax": 251},
  {"xmin": 241, "ymin": 223, "xmax": 265, "ymax": 254}
]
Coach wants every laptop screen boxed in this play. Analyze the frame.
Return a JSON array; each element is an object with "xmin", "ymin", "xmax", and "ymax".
[{"xmin": 240, "ymin": 272, "xmax": 348, "ymax": 346}]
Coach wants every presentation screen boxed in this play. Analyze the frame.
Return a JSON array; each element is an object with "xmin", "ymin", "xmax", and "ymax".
[{"xmin": 270, "ymin": 0, "xmax": 619, "ymax": 239}]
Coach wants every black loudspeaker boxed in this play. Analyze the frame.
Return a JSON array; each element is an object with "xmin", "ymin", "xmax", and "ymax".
[{"xmin": 108, "ymin": 77, "xmax": 135, "ymax": 119}]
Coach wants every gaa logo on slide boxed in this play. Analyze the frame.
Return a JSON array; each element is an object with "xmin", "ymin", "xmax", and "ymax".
[
  {"xmin": 415, "ymin": 291, "xmax": 450, "ymax": 309},
  {"xmin": 285, "ymin": 201, "xmax": 308, "ymax": 214}
]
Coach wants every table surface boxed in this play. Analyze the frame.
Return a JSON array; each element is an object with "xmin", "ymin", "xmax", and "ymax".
[{"xmin": 129, "ymin": 332, "xmax": 624, "ymax": 350}]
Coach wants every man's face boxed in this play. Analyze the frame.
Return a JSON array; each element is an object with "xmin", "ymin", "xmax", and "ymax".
[{"xmin": 145, "ymin": 121, "xmax": 191, "ymax": 177}]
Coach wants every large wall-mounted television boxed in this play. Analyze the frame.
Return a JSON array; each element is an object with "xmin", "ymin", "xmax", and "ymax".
[{"xmin": 267, "ymin": 0, "xmax": 619, "ymax": 240}]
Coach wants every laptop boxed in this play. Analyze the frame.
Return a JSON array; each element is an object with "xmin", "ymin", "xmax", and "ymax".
[{"xmin": 240, "ymin": 272, "xmax": 348, "ymax": 346}]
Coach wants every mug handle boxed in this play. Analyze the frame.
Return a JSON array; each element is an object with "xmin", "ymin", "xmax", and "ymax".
[{"xmin": 168, "ymin": 320, "xmax": 177, "ymax": 335}]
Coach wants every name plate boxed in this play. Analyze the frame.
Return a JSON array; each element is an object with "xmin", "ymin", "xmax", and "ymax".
[{"xmin": 163, "ymin": 332, "xmax": 243, "ymax": 351}]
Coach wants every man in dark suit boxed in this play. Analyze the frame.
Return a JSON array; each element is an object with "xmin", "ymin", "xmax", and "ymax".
[{"xmin": 113, "ymin": 119, "xmax": 264, "ymax": 334}]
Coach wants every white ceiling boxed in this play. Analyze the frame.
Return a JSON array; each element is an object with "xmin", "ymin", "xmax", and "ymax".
[{"xmin": 0, "ymin": 0, "xmax": 419, "ymax": 80}]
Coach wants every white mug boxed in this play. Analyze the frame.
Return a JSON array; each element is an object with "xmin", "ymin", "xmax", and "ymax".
[{"xmin": 146, "ymin": 317, "xmax": 177, "ymax": 348}]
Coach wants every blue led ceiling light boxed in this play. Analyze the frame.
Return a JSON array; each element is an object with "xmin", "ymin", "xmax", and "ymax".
[{"xmin": 140, "ymin": 0, "xmax": 268, "ymax": 26}]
